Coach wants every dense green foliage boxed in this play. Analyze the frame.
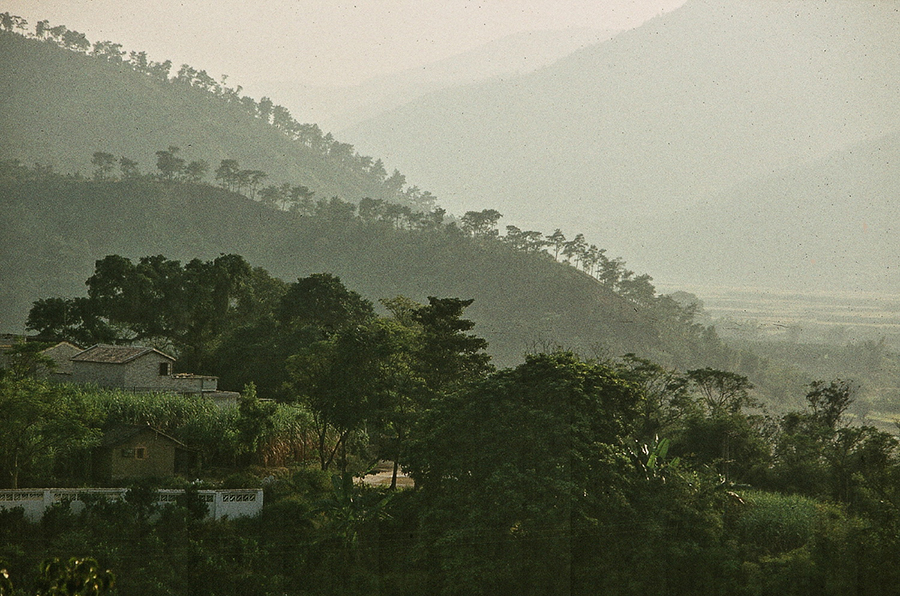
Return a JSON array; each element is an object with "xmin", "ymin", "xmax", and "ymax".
[
  {"xmin": 4, "ymin": 269, "xmax": 900, "ymax": 592},
  {"xmin": 0, "ymin": 375, "xmax": 318, "ymax": 489},
  {"xmin": 3, "ymin": 348, "xmax": 900, "ymax": 594}
]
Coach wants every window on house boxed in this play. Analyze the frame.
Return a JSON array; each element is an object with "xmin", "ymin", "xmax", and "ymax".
[
  {"xmin": 135, "ymin": 447, "xmax": 146, "ymax": 459},
  {"xmin": 121, "ymin": 448, "xmax": 134, "ymax": 458},
  {"xmin": 159, "ymin": 362, "xmax": 170, "ymax": 376}
]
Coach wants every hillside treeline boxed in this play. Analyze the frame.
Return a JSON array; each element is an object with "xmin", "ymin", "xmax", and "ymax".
[
  {"xmin": 0, "ymin": 15, "xmax": 429, "ymax": 209},
  {"xmin": 82, "ymin": 150, "xmax": 663, "ymax": 305},
  {"xmin": 7, "ymin": 154, "xmax": 659, "ymax": 306},
  {"xmin": 0, "ymin": 21, "xmax": 428, "ymax": 210}
]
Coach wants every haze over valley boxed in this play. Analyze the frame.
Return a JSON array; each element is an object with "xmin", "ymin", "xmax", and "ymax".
[
  {"xmin": 4, "ymin": 2, "xmax": 900, "ymax": 593},
  {"xmin": 341, "ymin": 0, "xmax": 900, "ymax": 298}
]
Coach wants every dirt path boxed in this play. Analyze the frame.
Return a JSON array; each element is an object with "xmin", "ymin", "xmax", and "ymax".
[{"xmin": 359, "ymin": 461, "xmax": 414, "ymax": 488}]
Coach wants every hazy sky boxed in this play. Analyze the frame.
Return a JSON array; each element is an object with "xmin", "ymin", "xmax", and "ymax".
[{"xmin": 5, "ymin": 0, "xmax": 685, "ymax": 87}]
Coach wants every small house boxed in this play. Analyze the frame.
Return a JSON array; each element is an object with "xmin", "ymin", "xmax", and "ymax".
[
  {"xmin": 0, "ymin": 337, "xmax": 81, "ymax": 377},
  {"xmin": 70, "ymin": 344, "xmax": 218, "ymax": 391},
  {"xmin": 93, "ymin": 425, "xmax": 197, "ymax": 482}
]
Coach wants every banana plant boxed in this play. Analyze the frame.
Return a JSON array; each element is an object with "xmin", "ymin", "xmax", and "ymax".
[
  {"xmin": 631, "ymin": 436, "xmax": 681, "ymax": 483},
  {"xmin": 35, "ymin": 557, "xmax": 115, "ymax": 596}
]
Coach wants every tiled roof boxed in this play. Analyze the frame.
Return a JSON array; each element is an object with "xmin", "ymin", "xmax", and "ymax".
[
  {"xmin": 99, "ymin": 424, "xmax": 187, "ymax": 448},
  {"xmin": 71, "ymin": 345, "xmax": 175, "ymax": 364},
  {"xmin": 40, "ymin": 341, "xmax": 83, "ymax": 354}
]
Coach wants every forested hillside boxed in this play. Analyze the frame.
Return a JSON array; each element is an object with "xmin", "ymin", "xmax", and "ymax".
[
  {"xmin": 0, "ymin": 20, "xmax": 739, "ymax": 372},
  {"xmin": 0, "ymin": 29, "xmax": 428, "ymax": 210},
  {"xmin": 0, "ymin": 166, "xmax": 728, "ymax": 373}
]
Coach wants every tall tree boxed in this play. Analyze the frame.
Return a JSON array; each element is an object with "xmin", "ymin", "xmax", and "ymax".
[
  {"xmin": 34, "ymin": 19, "xmax": 48, "ymax": 38},
  {"xmin": 155, "ymin": 146, "xmax": 184, "ymax": 180},
  {"xmin": 677, "ymin": 368, "xmax": 765, "ymax": 482},
  {"xmin": 91, "ymin": 40, "xmax": 124, "ymax": 62},
  {"xmin": 286, "ymin": 322, "xmax": 383, "ymax": 471},
  {"xmin": 29, "ymin": 254, "xmax": 255, "ymax": 368},
  {"xmin": 460, "ymin": 209, "xmax": 502, "ymax": 238},
  {"xmin": 278, "ymin": 273, "xmax": 374, "ymax": 337},
  {"xmin": 546, "ymin": 228, "xmax": 566, "ymax": 259},
  {"xmin": 382, "ymin": 169, "xmax": 406, "ymax": 196},
  {"xmin": 129, "ymin": 50, "xmax": 149, "ymax": 71},
  {"xmin": 118, "ymin": 156, "xmax": 140, "ymax": 179},
  {"xmin": 0, "ymin": 13, "xmax": 27, "ymax": 32},
  {"xmin": 562, "ymin": 233, "xmax": 587, "ymax": 267},
  {"xmin": 404, "ymin": 352, "xmax": 640, "ymax": 594},
  {"xmin": 214, "ymin": 159, "xmax": 240, "ymax": 191},
  {"xmin": 90, "ymin": 152, "xmax": 116, "ymax": 180},
  {"xmin": 61, "ymin": 29, "xmax": 90, "ymax": 52},
  {"xmin": 257, "ymin": 97, "xmax": 274, "ymax": 122},
  {"xmin": 242, "ymin": 170, "xmax": 267, "ymax": 200},
  {"xmin": 287, "ymin": 184, "xmax": 315, "ymax": 214},
  {"xmin": 687, "ymin": 368, "xmax": 755, "ymax": 415},
  {"xmin": 183, "ymin": 160, "xmax": 208, "ymax": 183},
  {"xmin": 26, "ymin": 296, "xmax": 118, "ymax": 346},
  {"xmin": 503, "ymin": 225, "xmax": 525, "ymax": 250},
  {"xmin": 618, "ymin": 273, "xmax": 657, "ymax": 307},
  {"xmin": 412, "ymin": 297, "xmax": 492, "ymax": 397}
]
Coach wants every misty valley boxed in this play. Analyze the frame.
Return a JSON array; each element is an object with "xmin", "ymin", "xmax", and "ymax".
[{"xmin": 1, "ymin": 3, "xmax": 899, "ymax": 595}]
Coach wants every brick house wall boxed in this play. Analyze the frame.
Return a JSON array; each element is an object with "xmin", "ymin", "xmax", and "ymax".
[
  {"xmin": 72, "ymin": 360, "xmax": 130, "ymax": 387},
  {"xmin": 71, "ymin": 347, "xmax": 217, "ymax": 393},
  {"xmin": 121, "ymin": 352, "xmax": 176, "ymax": 390},
  {"xmin": 40, "ymin": 342, "xmax": 82, "ymax": 376},
  {"xmin": 72, "ymin": 351, "xmax": 173, "ymax": 389}
]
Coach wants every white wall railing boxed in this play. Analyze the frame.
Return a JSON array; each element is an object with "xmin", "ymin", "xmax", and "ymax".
[{"xmin": 0, "ymin": 488, "xmax": 263, "ymax": 521}]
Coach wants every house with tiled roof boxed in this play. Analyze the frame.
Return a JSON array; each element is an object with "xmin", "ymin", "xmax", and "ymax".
[{"xmin": 70, "ymin": 345, "xmax": 238, "ymax": 406}]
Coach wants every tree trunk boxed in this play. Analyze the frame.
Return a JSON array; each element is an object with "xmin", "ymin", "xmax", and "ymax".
[
  {"xmin": 390, "ymin": 459, "xmax": 399, "ymax": 491},
  {"xmin": 319, "ymin": 431, "xmax": 328, "ymax": 470}
]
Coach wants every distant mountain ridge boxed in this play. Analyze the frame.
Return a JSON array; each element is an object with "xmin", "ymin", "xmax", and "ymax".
[
  {"xmin": 341, "ymin": 0, "xmax": 900, "ymax": 292},
  {"xmin": 256, "ymin": 27, "xmax": 619, "ymax": 133},
  {"xmin": 608, "ymin": 131, "xmax": 900, "ymax": 293}
]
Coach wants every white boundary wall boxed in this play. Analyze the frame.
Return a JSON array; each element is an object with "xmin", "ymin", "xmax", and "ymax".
[{"xmin": 0, "ymin": 488, "xmax": 263, "ymax": 521}]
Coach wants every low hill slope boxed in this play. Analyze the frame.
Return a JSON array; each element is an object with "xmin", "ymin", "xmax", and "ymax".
[
  {"xmin": 608, "ymin": 132, "xmax": 900, "ymax": 293},
  {"xmin": 0, "ymin": 175, "xmax": 706, "ymax": 368}
]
